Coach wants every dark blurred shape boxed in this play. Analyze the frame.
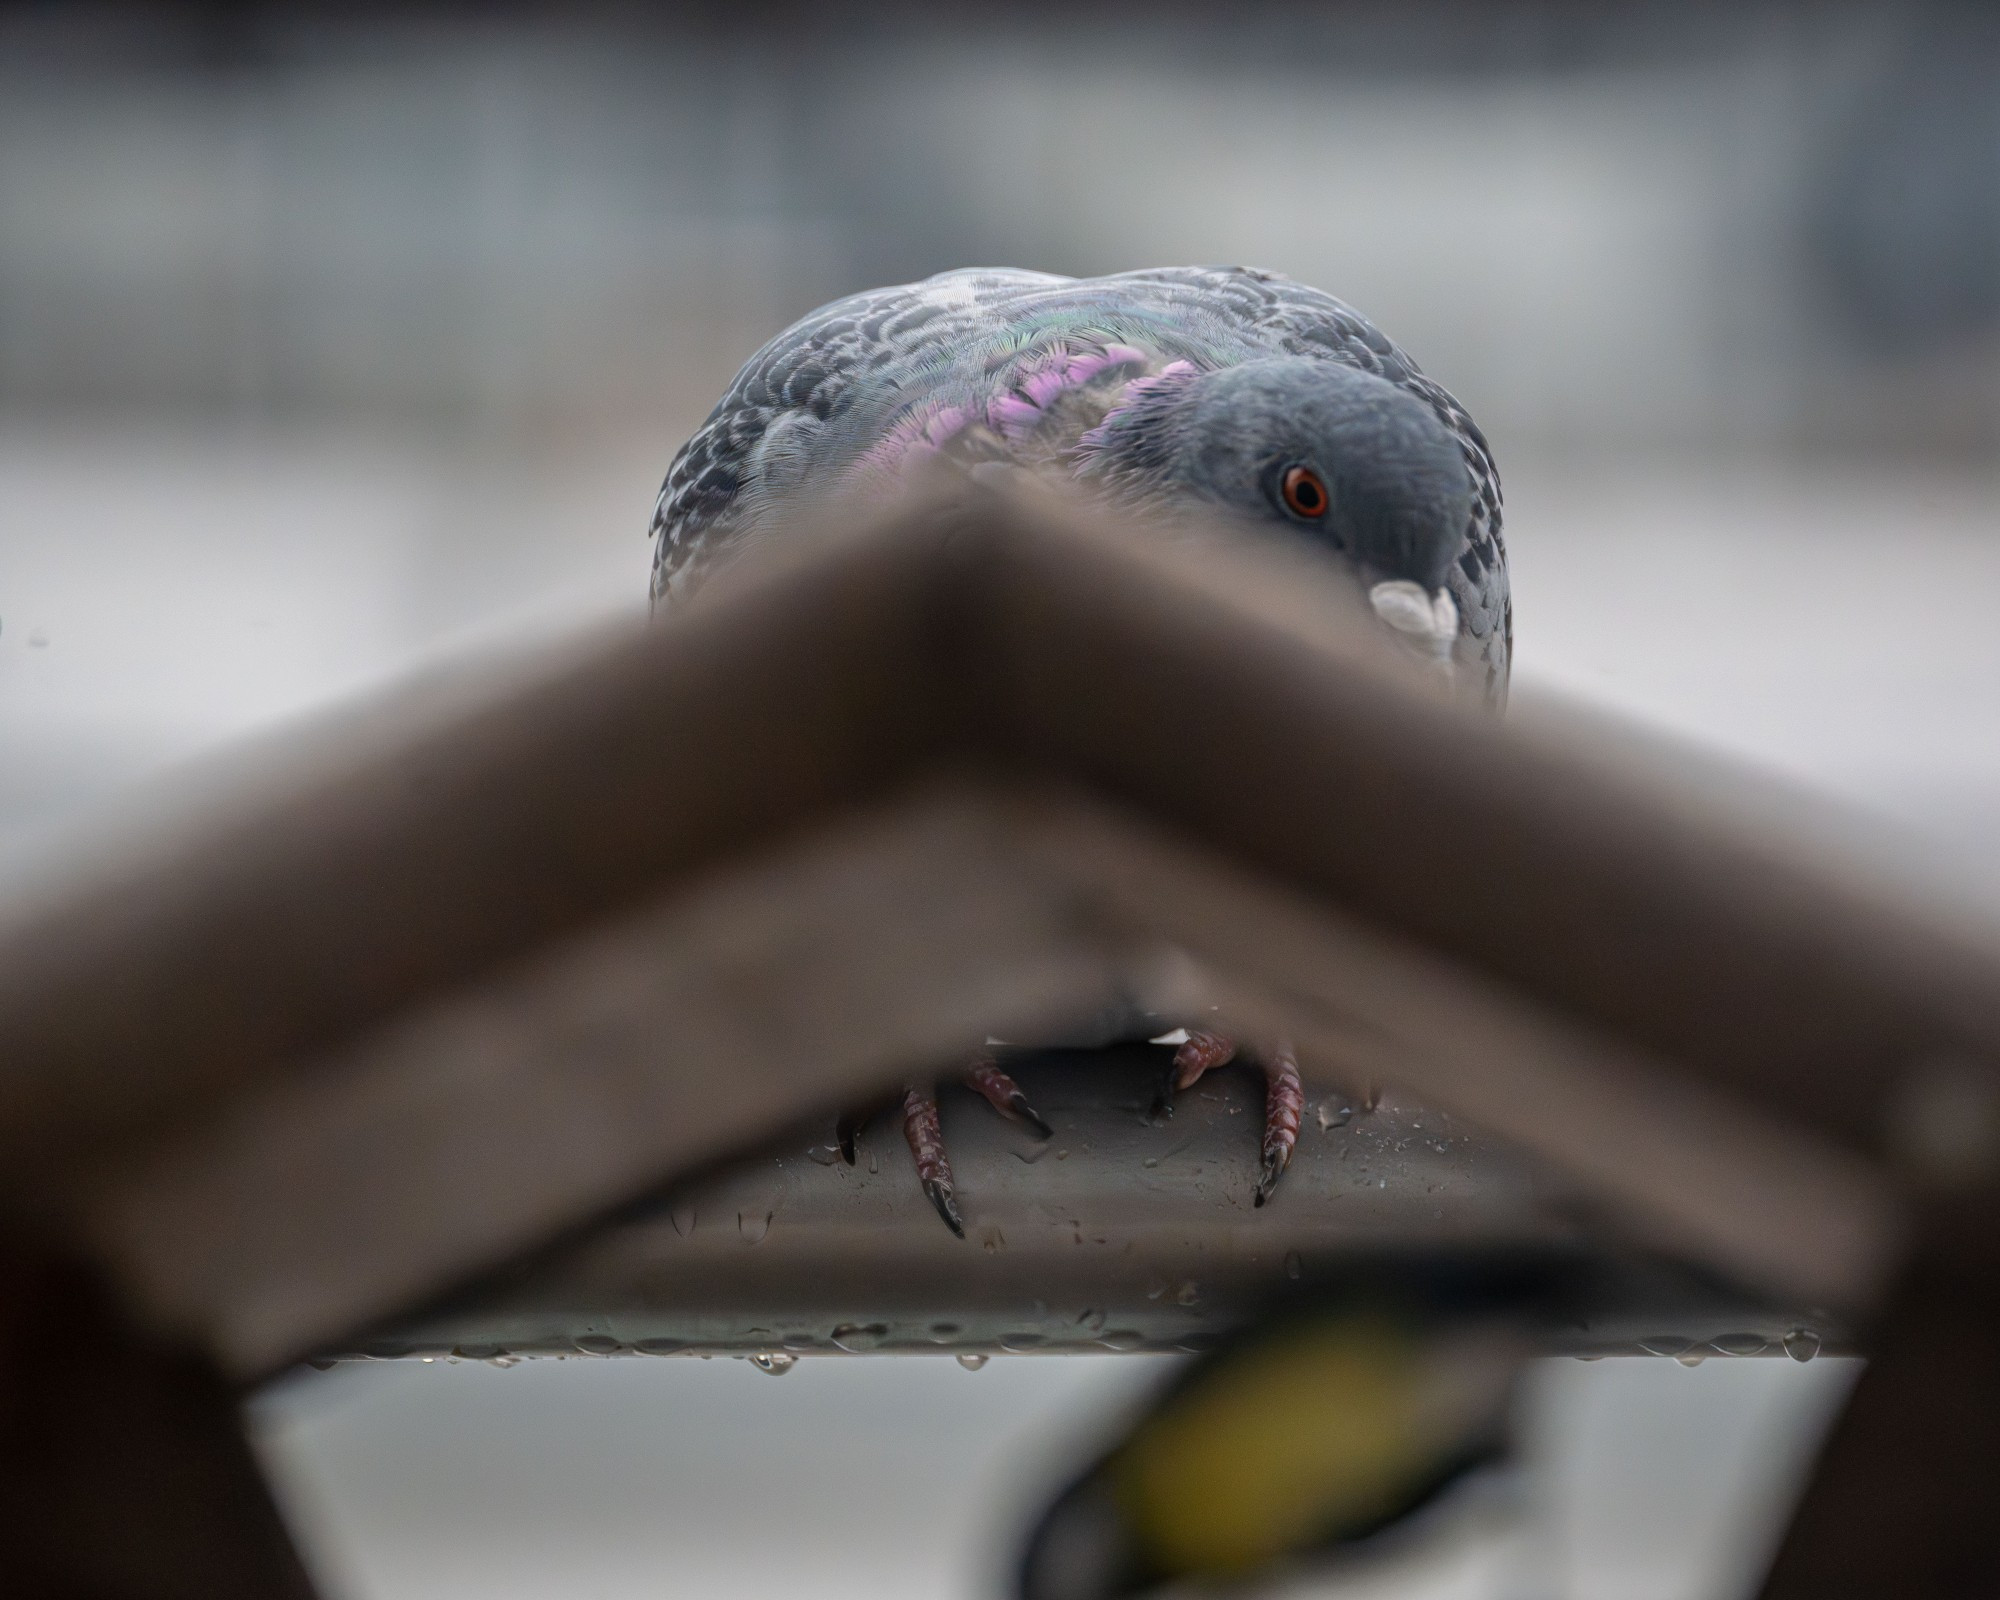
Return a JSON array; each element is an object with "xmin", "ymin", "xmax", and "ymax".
[
  {"xmin": 1015, "ymin": 1252, "xmax": 1570, "ymax": 1600},
  {"xmin": 0, "ymin": 1233, "xmax": 320, "ymax": 1600},
  {"xmin": 1761, "ymin": 1230, "xmax": 2000, "ymax": 1599}
]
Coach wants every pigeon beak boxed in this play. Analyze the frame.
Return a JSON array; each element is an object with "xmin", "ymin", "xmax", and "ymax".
[{"xmin": 1368, "ymin": 581, "xmax": 1458, "ymax": 676}]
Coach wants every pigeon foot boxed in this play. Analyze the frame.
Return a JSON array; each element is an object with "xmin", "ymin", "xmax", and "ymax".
[
  {"xmin": 900, "ymin": 1084, "xmax": 964, "ymax": 1237},
  {"xmin": 868, "ymin": 1035, "xmax": 1303, "ymax": 1239},
  {"xmin": 1254, "ymin": 1042, "xmax": 1303, "ymax": 1206},
  {"xmin": 1154, "ymin": 1031, "xmax": 1301, "ymax": 1206},
  {"xmin": 965, "ymin": 1052, "xmax": 1054, "ymax": 1138},
  {"xmin": 1152, "ymin": 1029, "xmax": 1239, "ymax": 1118}
]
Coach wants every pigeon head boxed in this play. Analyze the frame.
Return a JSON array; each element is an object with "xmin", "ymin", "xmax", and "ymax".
[{"xmin": 1078, "ymin": 357, "xmax": 1473, "ymax": 654}]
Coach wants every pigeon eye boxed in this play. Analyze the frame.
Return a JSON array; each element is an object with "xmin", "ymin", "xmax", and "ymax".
[{"xmin": 1280, "ymin": 465, "xmax": 1328, "ymax": 519}]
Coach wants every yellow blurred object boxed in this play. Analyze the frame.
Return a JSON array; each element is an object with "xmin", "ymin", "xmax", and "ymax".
[
  {"xmin": 1017, "ymin": 1264, "xmax": 1560, "ymax": 1600},
  {"xmin": 1114, "ymin": 1315, "xmax": 1513, "ymax": 1575}
]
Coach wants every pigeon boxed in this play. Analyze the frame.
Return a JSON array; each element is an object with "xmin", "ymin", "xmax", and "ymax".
[{"xmin": 647, "ymin": 265, "xmax": 1508, "ymax": 1233}]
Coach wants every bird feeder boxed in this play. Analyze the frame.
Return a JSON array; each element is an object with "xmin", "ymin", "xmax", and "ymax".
[{"xmin": 0, "ymin": 489, "xmax": 1989, "ymax": 1598}]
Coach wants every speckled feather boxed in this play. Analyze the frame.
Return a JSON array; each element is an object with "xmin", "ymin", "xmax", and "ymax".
[{"xmin": 649, "ymin": 266, "xmax": 1508, "ymax": 689}]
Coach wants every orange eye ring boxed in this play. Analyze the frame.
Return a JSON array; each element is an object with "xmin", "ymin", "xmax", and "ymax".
[{"xmin": 1280, "ymin": 465, "xmax": 1328, "ymax": 518}]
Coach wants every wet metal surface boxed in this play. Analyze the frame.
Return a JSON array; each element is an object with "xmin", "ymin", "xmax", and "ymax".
[{"xmin": 327, "ymin": 1047, "xmax": 1845, "ymax": 1364}]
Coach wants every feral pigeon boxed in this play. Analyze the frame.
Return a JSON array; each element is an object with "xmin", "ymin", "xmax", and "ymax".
[{"xmin": 648, "ymin": 265, "xmax": 1507, "ymax": 1232}]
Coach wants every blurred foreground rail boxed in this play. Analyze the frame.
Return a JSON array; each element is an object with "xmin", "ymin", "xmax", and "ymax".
[{"xmin": 0, "ymin": 489, "xmax": 1992, "ymax": 1595}]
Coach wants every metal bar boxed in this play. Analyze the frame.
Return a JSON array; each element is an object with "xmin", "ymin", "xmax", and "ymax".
[{"xmin": 335, "ymin": 1048, "xmax": 1841, "ymax": 1365}]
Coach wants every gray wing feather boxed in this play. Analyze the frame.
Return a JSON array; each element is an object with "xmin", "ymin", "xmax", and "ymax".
[{"xmin": 648, "ymin": 271, "xmax": 1063, "ymax": 605}]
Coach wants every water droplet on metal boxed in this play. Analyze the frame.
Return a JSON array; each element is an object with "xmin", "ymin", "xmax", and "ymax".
[
  {"xmin": 750, "ymin": 1352, "xmax": 796, "ymax": 1376},
  {"xmin": 957, "ymin": 1353, "xmax": 989, "ymax": 1370},
  {"xmin": 668, "ymin": 1200, "xmax": 697, "ymax": 1237},
  {"xmin": 805, "ymin": 1143, "xmax": 841, "ymax": 1166},
  {"xmin": 866, "ymin": 1151, "xmax": 879, "ymax": 1174},
  {"xmin": 634, "ymin": 1339, "xmax": 686, "ymax": 1357},
  {"xmin": 1783, "ymin": 1327, "xmax": 1821, "ymax": 1363},
  {"xmin": 1098, "ymin": 1329, "xmax": 1147, "ymax": 1351},
  {"xmin": 1013, "ymin": 1143, "xmax": 1051, "ymax": 1165},
  {"xmin": 1284, "ymin": 1251, "xmax": 1303, "ymax": 1280},
  {"xmin": 1142, "ymin": 1156, "xmax": 1159, "ymax": 1168},
  {"xmin": 1078, "ymin": 1308, "xmax": 1107, "ymax": 1333},
  {"xmin": 1001, "ymin": 1332, "xmax": 1047, "ymax": 1351},
  {"xmin": 1175, "ymin": 1280, "xmax": 1203, "ymax": 1309},
  {"xmin": 1362, "ymin": 1082, "xmax": 1382, "ymax": 1112},
  {"xmin": 1711, "ymin": 1333, "xmax": 1769, "ymax": 1356},
  {"xmin": 1638, "ymin": 1336, "xmax": 1694, "ymax": 1358},
  {"xmin": 929, "ymin": 1322, "xmax": 961, "ymax": 1337},
  {"xmin": 831, "ymin": 1322, "xmax": 890, "ymax": 1352},
  {"xmin": 575, "ymin": 1335, "xmax": 622, "ymax": 1355},
  {"xmin": 487, "ymin": 1355, "xmax": 521, "ymax": 1369},
  {"xmin": 738, "ymin": 1210, "xmax": 772, "ymax": 1244},
  {"xmin": 1676, "ymin": 1351, "xmax": 1707, "ymax": 1367},
  {"xmin": 1317, "ymin": 1100, "xmax": 1353, "ymax": 1132}
]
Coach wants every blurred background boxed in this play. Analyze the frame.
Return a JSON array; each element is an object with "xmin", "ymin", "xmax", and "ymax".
[{"xmin": 2, "ymin": 2, "xmax": 1994, "ymax": 1596}]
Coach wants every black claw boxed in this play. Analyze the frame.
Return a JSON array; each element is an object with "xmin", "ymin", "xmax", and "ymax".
[
  {"xmin": 1149, "ymin": 1067, "xmax": 1179, "ymax": 1122},
  {"xmin": 1255, "ymin": 1150, "xmax": 1290, "ymax": 1208},
  {"xmin": 924, "ymin": 1177, "xmax": 966, "ymax": 1238},
  {"xmin": 836, "ymin": 1113, "xmax": 861, "ymax": 1165},
  {"xmin": 1009, "ymin": 1091, "xmax": 1055, "ymax": 1140}
]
